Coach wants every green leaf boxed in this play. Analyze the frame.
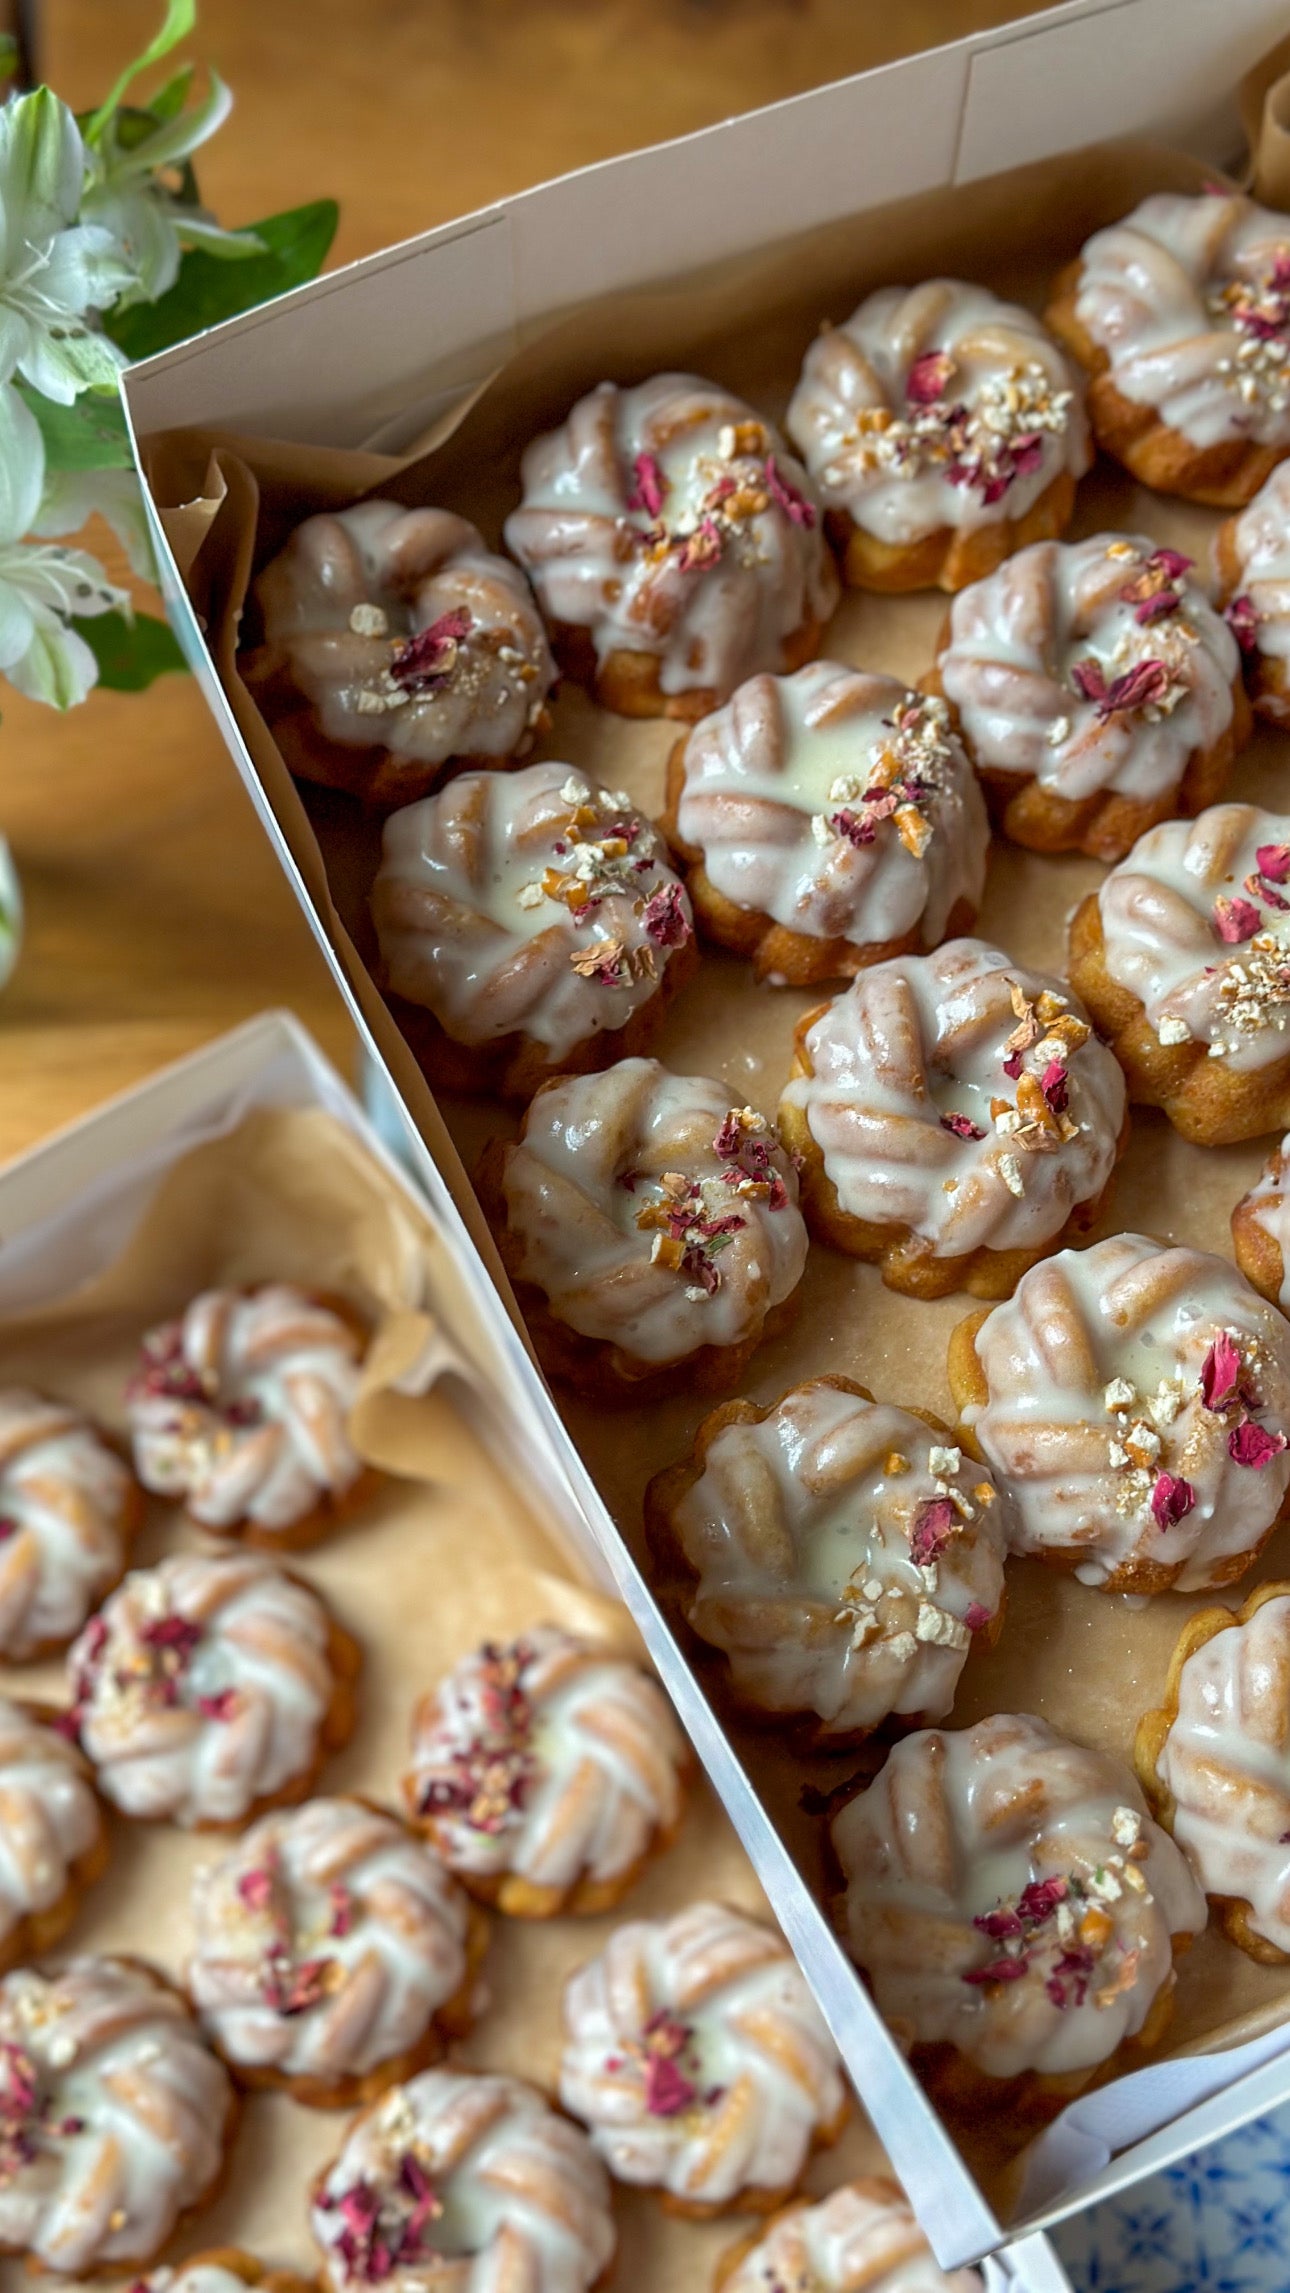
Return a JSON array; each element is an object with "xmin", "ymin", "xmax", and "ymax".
[
  {"xmin": 14, "ymin": 384, "xmax": 132, "ymax": 471},
  {"xmin": 0, "ymin": 35, "xmax": 18, "ymax": 86},
  {"xmin": 105, "ymin": 199, "xmax": 339, "ymax": 359},
  {"xmin": 80, "ymin": 608, "xmax": 187, "ymax": 690},
  {"xmin": 85, "ymin": 0, "xmax": 197, "ymax": 147}
]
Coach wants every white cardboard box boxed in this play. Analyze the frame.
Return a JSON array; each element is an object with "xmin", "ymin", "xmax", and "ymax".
[
  {"xmin": 117, "ymin": 0, "xmax": 1290, "ymax": 2263},
  {"xmin": 0, "ymin": 1009, "xmax": 1073, "ymax": 2293}
]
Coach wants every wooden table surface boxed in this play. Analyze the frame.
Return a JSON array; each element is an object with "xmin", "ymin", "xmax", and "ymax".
[{"xmin": 0, "ymin": 0, "xmax": 1041, "ymax": 1164}]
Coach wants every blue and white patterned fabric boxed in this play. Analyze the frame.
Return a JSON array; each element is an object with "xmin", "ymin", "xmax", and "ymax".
[{"xmin": 1053, "ymin": 2102, "xmax": 1290, "ymax": 2291}]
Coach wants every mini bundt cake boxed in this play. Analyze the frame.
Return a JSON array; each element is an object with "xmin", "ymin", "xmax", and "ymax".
[
  {"xmin": 931, "ymin": 533, "xmax": 1248, "ymax": 861},
  {"xmin": 503, "ymin": 373, "xmax": 838, "ymax": 719},
  {"xmin": 0, "ymin": 1697, "xmax": 106, "ymax": 1973},
  {"xmin": 1136, "ymin": 1581, "xmax": 1290, "ymax": 1963},
  {"xmin": 67, "ymin": 1551, "xmax": 360, "ymax": 1828},
  {"xmin": 786, "ymin": 279, "xmax": 1088, "ymax": 592},
  {"xmin": 1068, "ymin": 801, "xmax": 1290, "ymax": 1144},
  {"xmin": 949, "ymin": 1232, "xmax": 1290, "ymax": 1594},
  {"xmin": 663, "ymin": 666, "xmax": 987, "ymax": 984},
  {"xmin": 1046, "ymin": 192, "xmax": 1290, "ymax": 504},
  {"xmin": 0, "ymin": 1956, "xmax": 235, "ymax": 2274},
  {"xmin": 128, "ymin": 1284, "xmax": 369, "ymax": 1547},
  {"xmin": 1232, "ymin": 1132, "xmax": 1290, "ymax": 1305},
  {"xmin": 559, "ymin": 1899, "xmax": 848, "ymax": 2216},
  {"xmin": 830, "ymin": 1713, "xmax": 1205, "ymax": 2126},
  {"xmin": 240, "ymin": 500, "xmax": 555, "ymax": 806},
  {"xmin": 778, "ymin": 939, "xmax": 1126, "ymax": 1298},
  {"xmin": 311, "ymin": 2067, "xmax": 616, "ymax": 2292},
  {"xmin": 371, "ymin": 762, "xmax": 696, "ymax": 1101},
  {"xmin": 645, "ymin": 1376, "xmax": 1009, "ymax": 1746},
  {"xmin": 0, "ymin": 1388, "xmax": 138, "ymax": 1660},
  {"xmin": 715, "ymin": 2179, "xmax": 983, "ymax": 2293},
  {"xmin": 1215, "ymin": 459, "xmax": 1290, "ymax": 721},
  {"xmin": 188, "ymin": 1795, "xmax": 486, "ymax": 2104},
  {"xmin": 403, "ymin": 1625, "xmax": 691, "ymax": 1916},
  {"xmin": 480, "ymin": 1059, "xmax": 808, "ymax": 1399}
]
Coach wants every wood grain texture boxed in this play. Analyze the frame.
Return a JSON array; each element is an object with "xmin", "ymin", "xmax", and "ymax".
[{"xmin": 0, "ymin": 0, "xmax": 1042, "ymax": 1164}]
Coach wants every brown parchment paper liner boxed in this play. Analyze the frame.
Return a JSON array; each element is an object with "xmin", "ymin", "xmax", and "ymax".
[
  {"xmin": 0, "ymin": 1103, "xmax": 893, "ymax": 2287},
  {"xmin": 136, "ymin": 114, "xmax": 1290, "ymax": 2205}
]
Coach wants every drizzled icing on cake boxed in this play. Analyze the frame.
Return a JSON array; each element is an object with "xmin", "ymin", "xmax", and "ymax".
[
  {"xmin": 189, "ymin": 1798, "xmax": 472, "ymax": 2083},
  {"xmin": 667, "ymin": 1382, "xmax": 1008, "ymax": 1736},
  {"xmin": 1223, "ymin": 462, "xmax": 1290, "ymax": 709},
  {"xmin": 674, "ymin": 664, "xmax": 986, "ymax": 949},
  {"xmin": 939, "ymin": 534, "xmax": 1239, "ymax": 803},
  {"xmin": 0, "ymin": 1389, "xmax": 132, "ymax": 1659},
  {"xmin": 831, "ymin": 1713, "xmax": 1205, "ymax": 2081},
  {"xmin": 504, "ymin": 374, "xmax": 838, "ymax": 701},
  {"xmin": 405, "ymin": 1626, "xmax": 687, "ymax": 1892},
  {"xmin": 68, "ymin": 1553, "xmax": 343, "ymax": 1827},
  {"xmin": 962, "ymin": 1234, "xmax": 1290, "ymax": 1590},
  {"xmin": 1156, "ymin": 1594, "xmax": 1290, "ymax": 1952},
  {"xmin": 0, "ymin": 1958, "xmax": 231, "ymax": 2273},
  {"xmin": 559, "ymin": 1901, "xmax": 846, "ymax": 2206},
  {"xmin": 786, "ymin": 279, "xmax": 1088, "ymax": 544},
  {"xmin": 128, "ymin": 1285, "xmax": 364, "ymax": 1534},
  {"xmin": 371, "ymin": 763, "xmax": 692, "ymax": 1061},
  {"xmin": 248, "ymin": 501, "xmax": 555, "ymax": 767},
  {"xmin": 1098, "ymin": 803, "xmax": 1290, "ymax": 1068},
  {"xmin": 502, "ymin": 1060, "xmax": 806, "ymax": 1364},
  {"xmin": 1074, "ymin": 194, "xmax": 1290, "ymax": 447},
  {"xmin": 719, "ymin": 2180, "xmax": 983, "ymax": 2293},
  {"xmin": 781, "ymin": 939, "xmax": 1124, "ymax": 1255},
  {"xmin": 312, "ymin": 2068, "xmax": 615, "ymax": 2292},
  {"xmin": 0, "ymin": 1699, "xmax": 100, "ymax": 1948}
]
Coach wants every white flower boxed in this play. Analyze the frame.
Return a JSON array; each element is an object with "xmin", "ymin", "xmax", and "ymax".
[
  {"xmin": 0, "ymin": 836, "xmax": 20, "ymax": 991},
  {"xmin": 0, "ymin": 384, "xmax": 127, "ymax": 707},
  {"xmin": 81, "ymin": 72, "xmax": 262, "ymax": 307},
  {"xmin": 33, "ymin": 464, "xmax": 156, "ymax": 580},
  {"xmin": 0, "ymin": 89, "xmax": 134, "ymax": 404}
]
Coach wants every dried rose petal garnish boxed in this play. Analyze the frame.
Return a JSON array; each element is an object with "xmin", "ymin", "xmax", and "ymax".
[
  {"xmin": 676, "ymin": 517, "xmax": 724, "ymax": 574},
  {"xmin": 1200, "ymin": 1332, "xmax": 1243, "ymax": 1412},
  {"xmin": 764, "ymin": 453, "xmax": 816, "ymax": 527},
  {"xmin": 1213, "ymin": 895, "xmax": 1263, "ymax": 944},
  {"xmin": 906, "ymin": 349, "xmax": 955, "ymax": 405},
  {"xmin": 1039, "ymin": 1059, "xmax": 1069, "ymax": 1114},
  {"xmin": 639, "ymin": 882, "xmax": 691, "ymax": 948},
  {"xmin": 627, "ymin": 452, "xmax": 668, "ymax": 518},
  {"xmin": 962, "ymin": 1956, "xmax": 1029, "ymax": 1986},
  {"xmin": 1018, "ymin": 1877, "xmax": 1068, "ymax": 1921},
  {"xmin": 1227, "ymin": 593, "xmax": 1262, "ymax": 652},
  {"xmin": 964, "ymin": 1601, "xmax": 994, "ymax": 1634},
  {"xmin": 940, "ymin": 1110, "xmax": 985, "ymax": 1141},
  {"xmin": 1070, "ymin": 656, "xmax": 1172, "ymax": 719},
  {"xmin": 1259, "ymin": 844, "xmax": 1290, "ymax": 884},
  {"xmin": 909, "ymin": 1496, "xmax": 957, "ymax": 1567},
  {"xmin": 1229, "ymin": 1420, "xmax": 1288, "ymax": 1468},
  {"xmin": 389, "ymin": 608, "xmax": 472, "ymax": 692},
  {"xmin": 1150, "ymin": 1472, "xmax": 1196, "ymax": 1530}
]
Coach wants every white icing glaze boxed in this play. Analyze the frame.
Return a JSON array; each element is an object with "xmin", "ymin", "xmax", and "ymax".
[
  {"xmin": 0, "ymin": 1956, "xmax": 232, "ymax": 2272},
  {"xmin": 938, "ymin": 533, "xmax": 1239, "ymax": 802},
  {"xmin": 963, "ymin": 1233, "xmax": 1290, "ymax": 1591},
  {"xmin": 719, "ymin": 2180, "xmax": 982, "ymax": 2293},
  {"xmin": 372, "ymin": 763, "xmax": 693, "ymax": 1064},
  {"xmin": 0, "ymin": 1699, "xmax": 100, "ymax": 1949},
  {"xmin": 69, "ymin": 1552, "xmax": 345, "ymax": 1828},
  {"xmin": 667, "ymin": 1382, "xmax": 1009, "ymax": 1737},
  {"xmin": 129, "ymin": 1286, "xmax": 364, "ymax": 1536},
  {"xmin": 0, "ymin": 1388, "xmax": 132, "ymax": 1660},
  {"xmin": 559, "ymin": 1900, "xmax": 846, "ymax": 2206},
  {"xmin": 780, "ymin": 939, "xmax": 1125, "ymax": 1257},
  {"xmin": 1073, "ymin": 193, "xmax": 1290, "ymax": 449},
  {"xmin": 249, "ymin": 501, "xmax": 555, "ymax": 767},
  {"xmin": 1224, "ymin": 462, "xmax": 1290, "ymax": 706},
  {"xmin": 189, "ymin": 1797, "xmax": 471, "ymax": 2084},
  {"xmin": 674, "ymin": 667, "xmax": 987, "ymax": 947},
  {"xmin": 503, "ymin": 374, "xmax": 838, "ymax": 701},
  {"xmin": 405, "ymin": 1625, "xmax": 687, "ymax": 1890},
  {"xmin": 1097, "ymin": 803, "xmax": 1290, "ymax": 1071},
  {"xmin": 1156, "ymin": 1594, "xmax": 1290, "ymax": 1951},
  {"xmin": 312, "ymin": 2067, "xmax": 615, "ymax": 2293},
  {"xmin": 134, "ymin": 2271, "xmax": 260, "ymax": 2293},
  {"xmin": 786, "ymin": 280, "xmax": 1089, "ymax": 544},
  {"xmin": 501, "ymin": 1060, "xmax": 807, "ymax": 1366},
  {"xmin": 831, "ymin": 1712, "xmax": 1205, "ymax": 2082},
  {"xmin": 1247, "ymin": 1137, "xmax": 1290, "ymax": 1307}
]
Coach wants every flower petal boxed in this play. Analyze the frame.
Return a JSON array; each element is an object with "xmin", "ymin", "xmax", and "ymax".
[
  {"xmin": 0, "ymin": 382, "xmax": 45, "ymax": 544},
  {"xmin": 4, "ymin": 611, "xmax": 99, "ymax": 708}
]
